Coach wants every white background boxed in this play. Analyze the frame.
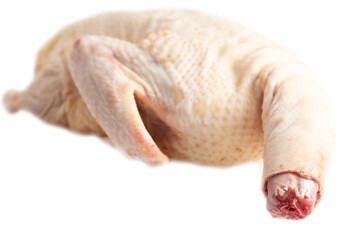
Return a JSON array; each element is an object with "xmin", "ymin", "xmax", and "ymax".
[{"xmin": 1, "ymin": 0, "xmax": 353, "ymax": 239}]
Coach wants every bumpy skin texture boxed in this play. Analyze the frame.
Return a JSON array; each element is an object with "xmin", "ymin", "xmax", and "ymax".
[{"xmin": 3, "ymin": 10, "xmax": 335, "ymax": 220}]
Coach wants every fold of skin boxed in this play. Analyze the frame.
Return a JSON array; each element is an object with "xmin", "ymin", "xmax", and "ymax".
[{"xmin": 2, "ymin": 10, "xmax": 336, "ymax": 220}]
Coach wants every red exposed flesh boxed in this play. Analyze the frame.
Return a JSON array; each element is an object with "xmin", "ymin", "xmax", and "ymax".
[{"xmin": 266, "ymin": 172, "xmax": 319, "ymax": 220}]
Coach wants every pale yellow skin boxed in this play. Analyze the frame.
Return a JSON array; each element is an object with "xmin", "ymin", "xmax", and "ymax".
[{"xmin": 3, "ymin": 10, "xmax": 335, "ymax": 219}]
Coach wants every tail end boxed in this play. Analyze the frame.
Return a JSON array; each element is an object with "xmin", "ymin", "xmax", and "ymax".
[{"xmin": 3, "ymin": 90, "xmax": 22, "ymax": 113}]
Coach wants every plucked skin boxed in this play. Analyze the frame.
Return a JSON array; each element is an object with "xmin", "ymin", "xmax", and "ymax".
[{"xmin": 3, "ymin": 10, "xmax": 335, "ymax": 220}]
